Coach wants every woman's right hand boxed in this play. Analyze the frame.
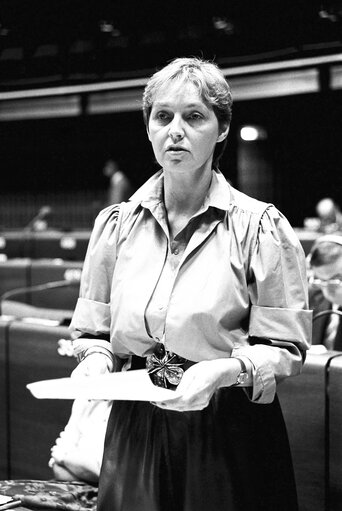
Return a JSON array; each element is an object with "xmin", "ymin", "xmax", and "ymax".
[{"xmin": 71, "ymin": 353, "xmax": 111, "ymax": 378}]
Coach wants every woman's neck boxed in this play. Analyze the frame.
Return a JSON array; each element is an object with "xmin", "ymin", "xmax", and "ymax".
[{"xmin": 163, "ymin": 167, "xmax": 212, "ymax": 238}]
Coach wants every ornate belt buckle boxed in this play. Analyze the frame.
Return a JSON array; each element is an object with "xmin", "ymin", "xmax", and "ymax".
[{"xmin": 146, "ymin": 343, "xmax": 186, "ymax": 390}]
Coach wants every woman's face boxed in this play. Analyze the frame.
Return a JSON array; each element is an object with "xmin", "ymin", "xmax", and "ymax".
[{"xmin": 147, "ymin": 81, "xmax": 228, "ymax": 175}]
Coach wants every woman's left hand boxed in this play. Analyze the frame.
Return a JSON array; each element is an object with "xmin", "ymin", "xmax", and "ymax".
[{"xmin": 152, "ymin": 358, "xmax": 241, "ymax": 412}]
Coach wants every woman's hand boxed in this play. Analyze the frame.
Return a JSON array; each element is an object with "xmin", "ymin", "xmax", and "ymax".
[
  {"xmin": 153, "ymin": 358, "xmax": 242, "ymax": 412},
  {"xmin": 71, "ymin": 352, "xmax": 111, "ymax": 378}
]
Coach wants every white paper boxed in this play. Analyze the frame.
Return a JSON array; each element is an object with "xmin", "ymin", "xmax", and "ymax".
[
  {"xmin": 27, "ymin": 369, "xmax": 178, "ymax": 402},
  {"xmin": 0, "ymin": 496, "xmax": 13, "ymax": 505}
]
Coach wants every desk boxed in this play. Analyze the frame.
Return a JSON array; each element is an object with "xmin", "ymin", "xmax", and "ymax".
[
  {"xmin": 8, "ymin": 321, "xmax": 76, "ymax": 479},
  {"xmin": 0, "ymin": 231, "xmax": 90, "ymax": 261},
  {"xmin": 0, "ymin": 320, "xmax": 76, "ymax": 480},
  {"xmin": 278, "ymin": 352, "xmax": 331, "ymax": 511},
  {"xmin": 325, "ymin": 354, "xmax": 342, "ymax": 511},
  {"xmin": 0, "ymin": 259, "xmax": 82, "ymax": 311}
]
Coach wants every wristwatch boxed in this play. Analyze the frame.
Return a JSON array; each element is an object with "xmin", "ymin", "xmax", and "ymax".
[{"xmin": 232, "ymin": 357, "xmax": 249, "ymax": 386}]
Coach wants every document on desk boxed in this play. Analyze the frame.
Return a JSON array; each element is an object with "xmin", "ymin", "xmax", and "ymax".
[{"xmin": 27, "ymin": 369, "xmax": 178, "ymax": 402}]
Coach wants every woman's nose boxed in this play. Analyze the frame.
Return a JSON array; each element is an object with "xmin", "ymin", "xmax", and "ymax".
[{"xmin": 169, "ymin": 117, "xmax": 184, "ymax": 142}]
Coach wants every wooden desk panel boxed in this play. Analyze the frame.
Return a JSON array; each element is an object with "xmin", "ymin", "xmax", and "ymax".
[
  {"xmin": 8, "ymin": 321, "xmax": 77, "ymax": 479},
  {"xmin": 278, "ymin": 352, "xmax": 334, "ymax": 511}
]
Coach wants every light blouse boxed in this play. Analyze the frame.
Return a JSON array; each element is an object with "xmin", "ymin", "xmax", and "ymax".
[{"xmin": 70, "ymin": 169, "xmax": 312, "ymax": 404}]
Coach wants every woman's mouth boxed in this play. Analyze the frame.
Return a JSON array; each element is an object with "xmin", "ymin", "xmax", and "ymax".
[{"xmin": 167, "ymin": 146, "xmax": 187, "ymax": 153}]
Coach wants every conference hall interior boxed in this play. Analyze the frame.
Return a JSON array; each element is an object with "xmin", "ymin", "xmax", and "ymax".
[{"xmin": 0, "ymin": 1, "xmax": 342, "ymax": 510}]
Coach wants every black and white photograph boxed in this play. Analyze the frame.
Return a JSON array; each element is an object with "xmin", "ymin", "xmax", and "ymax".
[{"xmin": 0, "ymin": 2, "xmax": 341, "ymax": 510}]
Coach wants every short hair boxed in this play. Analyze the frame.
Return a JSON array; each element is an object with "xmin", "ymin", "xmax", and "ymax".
[
  {"xmin": 142, "ymin": 57, "xmax": 233, "ymax": 168},
  {"xmin": 310, "ymin": 239, "xmax": 342, "ymax": 267}
]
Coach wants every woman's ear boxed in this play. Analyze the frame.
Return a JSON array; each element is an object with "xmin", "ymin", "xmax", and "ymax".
[
  {"xmin": 217, "ymin": 124, "xmax": 230, "ymax": 143},
  {"xmin": 146, "ymin": 125, "xmax": 151, "ymax": 142}
]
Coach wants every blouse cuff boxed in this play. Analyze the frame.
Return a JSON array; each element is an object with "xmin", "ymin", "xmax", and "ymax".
[
  {"xmin": 73, "ymin": 338, "xmax": 113, "ymax": 357},
  {"xmin": 231, "ymin": 346, "xmax": 275, "ymax": 403},
  {"xmin": 249, "ymin": 305, "xmax": 312, "ymax": 348},
  {"xmin": 70, "ymin": 297, "xmax": 111, "ymax": 336}
]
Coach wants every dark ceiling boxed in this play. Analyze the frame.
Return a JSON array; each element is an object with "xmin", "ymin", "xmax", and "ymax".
[{"xmin": 0, "ymin": 0, "xmax": 342, "ymax": 90}]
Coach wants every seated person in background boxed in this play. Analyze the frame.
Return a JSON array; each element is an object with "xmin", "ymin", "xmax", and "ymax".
[
  {"xmin": 49, "ymin": 399, "xmax": 112, "ymax": 484},
  {"xmin": 316, "ymin": 197, "xmax": 342, "ymax": 233},
  {"xmin": 309, "ymin": 234, "xmax": 342, "ymax": 350}
]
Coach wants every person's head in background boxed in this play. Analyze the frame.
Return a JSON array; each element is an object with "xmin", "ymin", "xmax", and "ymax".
[
  {"xmin": 309, "ymin": 235, "xmax": 342, "ymax": 306},
  {"xmin": 142, "ymin": 57, "xmax": 233, "ymax": 170},
  {"xmin": 102, "ymin": 158, "xmax": 120, "ymax": 179},
  {"xmin": 316, "ymin": 197, "xmax": 341, "ymax": 228}
]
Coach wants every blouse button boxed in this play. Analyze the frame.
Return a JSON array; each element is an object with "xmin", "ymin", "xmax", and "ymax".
[{"xmin": 172, "ymin": 247, "xmax": 179, "ymax": 255}]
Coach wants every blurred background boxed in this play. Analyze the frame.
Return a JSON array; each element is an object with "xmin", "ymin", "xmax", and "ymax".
[{"xmin": 0, "ymin": 0, "xmax": 341, "ymax": 230}]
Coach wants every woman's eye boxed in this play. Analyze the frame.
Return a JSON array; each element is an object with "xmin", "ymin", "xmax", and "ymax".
[
  {"xmin": 155, "ymin": 111, "xmax": 170, "ymax": 122},
  {"xmin": 188, "ymin": 112, "xmax": 203, "ymax": 121}
]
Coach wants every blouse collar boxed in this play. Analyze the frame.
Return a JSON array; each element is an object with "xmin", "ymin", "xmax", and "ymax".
[{"xmin": 129, "ymin": 168, "xmax": 232, "ymax": 212}]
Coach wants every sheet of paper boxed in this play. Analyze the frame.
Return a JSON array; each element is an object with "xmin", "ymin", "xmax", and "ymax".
[{"xmin": 27, "ymin": 369, "xmax": 178, "ymax": 402}]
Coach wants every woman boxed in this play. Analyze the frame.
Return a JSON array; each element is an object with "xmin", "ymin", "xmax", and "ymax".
[{"xmin": 70, "ymin": 57, "xmax": 311, "ymax": 511}]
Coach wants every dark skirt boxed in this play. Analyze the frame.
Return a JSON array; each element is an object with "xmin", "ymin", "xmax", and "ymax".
[{"xmin": 97, "ymin": 379, "xmax": 298, "ymax": 511}]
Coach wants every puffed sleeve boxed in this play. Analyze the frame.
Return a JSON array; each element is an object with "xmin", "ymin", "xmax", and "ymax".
[
  {"xmin": 69, "ymin": 204, "xmax": 121, "ymax": 355},
  {"xmin": 231, "ymin": 205, "xmax": 312, "ymax": 403}
]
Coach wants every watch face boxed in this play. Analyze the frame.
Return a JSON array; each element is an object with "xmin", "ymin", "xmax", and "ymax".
[{"xmin": 237, "ymin": 372, "xmax": 249, "ymax": 385}]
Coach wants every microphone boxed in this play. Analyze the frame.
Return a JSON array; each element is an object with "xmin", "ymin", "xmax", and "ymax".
[
  {"xmin": 0, "ymin": 268, "xmax": 81, "ymax": 317},
  {"xmin": 24, "ymin": 205, "xmax": 53, "ymax": 232}
]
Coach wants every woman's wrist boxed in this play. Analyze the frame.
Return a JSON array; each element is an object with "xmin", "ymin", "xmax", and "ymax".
[
  {"xmin": 78, "ymin": 347, "xmax": 114, "ymax": 371},
  {"xmin": 211, "ymin": 357, "xmax": 253, "ymax": 388}
]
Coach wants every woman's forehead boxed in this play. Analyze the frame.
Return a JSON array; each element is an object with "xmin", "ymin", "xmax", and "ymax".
[{"xmin": 152, "ymin": 80, "xmax": 206, "ymax": 107}]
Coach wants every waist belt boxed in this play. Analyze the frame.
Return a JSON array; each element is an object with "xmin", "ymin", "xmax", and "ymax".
[{"xmin": 131, "ymin": 344, "xmax": 194, "ymax": 391}]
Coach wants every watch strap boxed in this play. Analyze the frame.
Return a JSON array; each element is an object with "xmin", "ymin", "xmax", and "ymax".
[{"xmin": 232, "ymin": 357, "xmax": 248, "ymax": 386}]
